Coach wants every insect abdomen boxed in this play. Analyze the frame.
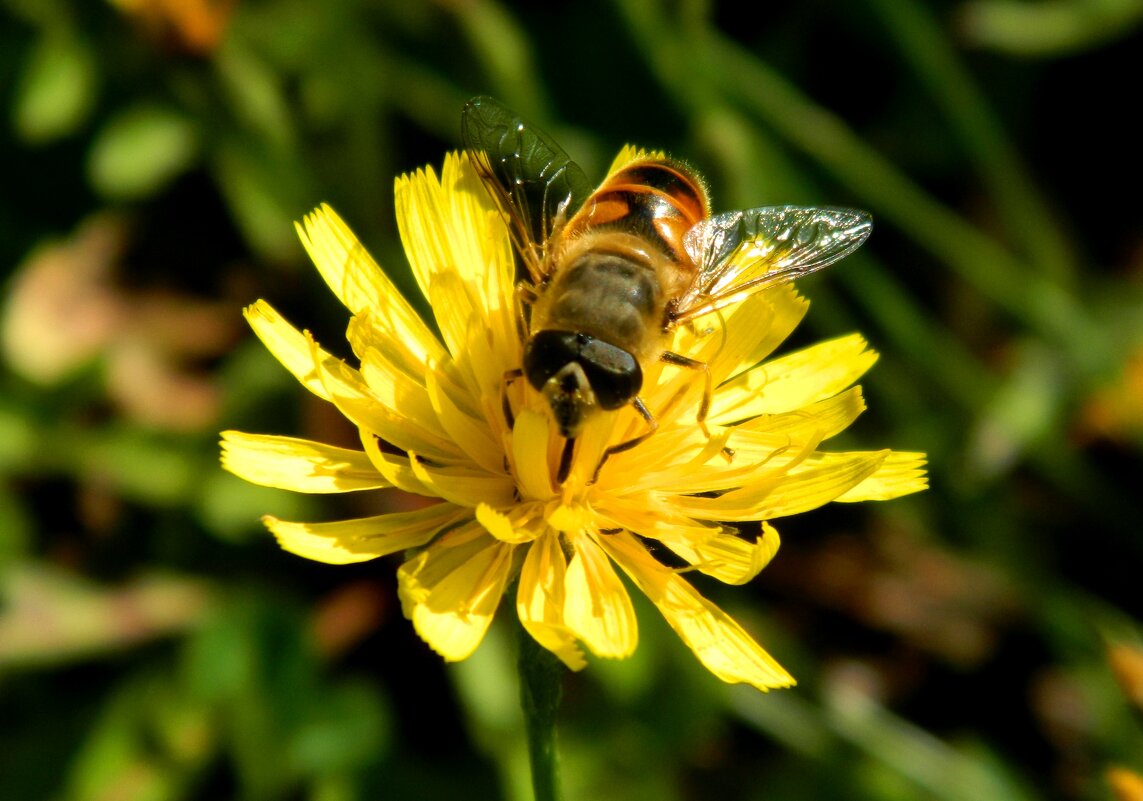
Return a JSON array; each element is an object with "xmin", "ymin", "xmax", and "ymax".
[{"xmin": 567, "ymin": 160, "xmax": 708, "ymax": 267}]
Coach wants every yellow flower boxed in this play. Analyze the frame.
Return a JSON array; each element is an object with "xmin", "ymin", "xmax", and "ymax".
[{"xmin": 221, "ymin": 151, "xmax": 927, "ymax": 691}]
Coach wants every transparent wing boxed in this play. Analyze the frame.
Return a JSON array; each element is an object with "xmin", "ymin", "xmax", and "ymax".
[
  {"xmin": 461, "ymin": 96, "xmax": 592, "ymax": 281},
  {"xmin": 675, "ymin": 206, "xmax": 872, "ymax": 321}
]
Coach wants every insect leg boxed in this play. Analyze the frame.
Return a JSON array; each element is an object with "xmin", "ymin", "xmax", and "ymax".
[
  {"xmin": 660, "ymin": 351, "xmax": 713, "ymax": 436},
  {"xmin": 590, "ymin": 398, "xmax": 657, "ymax": 484},
  {"xmin": 514, "ymin": 281, "xmax": 538, "ymax": 343},
  {"xmin": 660, "ymin": 351, "xmax": 734, "ymax": 462},
  {"xmin": 557, "ymin": 437, "xmax": 576, "ymax": 484},
  {"xmin": 501, "ymin": 368, "xmax": 523, "ymax": 429},
  {"xmin": 504, "ymin": 283, "xmax": 537, "ymax": 435}
]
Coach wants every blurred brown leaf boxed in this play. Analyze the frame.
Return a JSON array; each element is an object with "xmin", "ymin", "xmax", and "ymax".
[
  {"xmin": 2, "ymin": 214, "xmax": 128, "ymax": 384},
  {"xmin": 110, "ymin": 0, "xmax": 236, "ymax": 55},
  {"xmin": 774, "ymin": 526, "xmax": 1021, "ymax": 668},
  {"xmin": 310, "ymin": 579, "xmax": 391, "ymax": 661},
  {"xmin": 2, "ymin": 214, "xmax": 240, "ymax": 431},
  {"xmin": 0, "ymin": 566, "xmax": 212, "ymax": 666}
]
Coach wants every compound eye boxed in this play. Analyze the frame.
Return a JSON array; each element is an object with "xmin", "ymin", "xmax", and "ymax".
[
  {"xmin": 577, "ymin": 338, "xmax": 642, "ymax": 410},
  {"xmin": 523, "ymin": 330, "xmax": 581, "ymax": 391}
]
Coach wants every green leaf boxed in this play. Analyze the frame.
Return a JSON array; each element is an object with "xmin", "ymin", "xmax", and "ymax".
[
  {"xmin": 12, "ymin": 30, "xmax": 97, "ymax": 143},
  {"xmin": 87, "ymin": 105, "xmax": 199, "ymax": 199},
  {"xmin": 290, "ymin": 681, "xmax": 391, "ymax": 774},
  {"xmin": 211, "ymin": 135, "xmax": 307, "ymax": 260},
  {"xmin": 0, "ymin": 482, "xmax": 32, "ymax": 571}
]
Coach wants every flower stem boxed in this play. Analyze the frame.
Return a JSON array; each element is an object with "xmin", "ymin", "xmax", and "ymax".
[{"xmin": 517, "ymin": 623, "xmax": 564, "ymax": 801}]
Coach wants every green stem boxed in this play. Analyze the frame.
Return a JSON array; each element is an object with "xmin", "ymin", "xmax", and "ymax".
[{"xmin": 517, "ymin": 622, "xmax": 564, "ymax": 801}]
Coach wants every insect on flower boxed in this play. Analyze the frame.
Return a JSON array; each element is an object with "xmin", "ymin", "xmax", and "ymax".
[
  {"xmin": 463, "ymin": 96, "xmax": 873, "ymax": 484},
  {"xmin": 220, "ymin": 95, "xmax": 927, "ymax": 688}
]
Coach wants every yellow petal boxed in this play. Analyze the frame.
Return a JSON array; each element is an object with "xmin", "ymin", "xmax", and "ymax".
[
  {"xmin": 564, "ymin": 404, "xmax": 622, "ymax": 490},
  {"xmin": 422, "ymin": 265, "xmax": 480, "ymax": 362},
  {"xmin": 309, "ymin": 335, "xmax": 464, "ymax": 461},
  {"xmin": 360, "ymin": 430, "xmax": 434, "ymax": 497},
  {"xmin": 600, "ymin": 531, "xmax": 794, "ymax": 690},
  {"xmin": 546, "ymin": 503, "xmax": 593, "ymax": 533},
  {"xmin": 657, "ymin": 522, "xmax": 780, "ymax": 586},
  {"xmin": 834, "ymin": 451, "xmax": 928, "ymax": 501},
  {"xmin": 564, "ymin": 532, "xmax": 637, "ymax": 659},
  {"xmin": 595, "ymin": 496, "xmax": 778, "ymax": 585},
  {"xmin": 680, "ymin": 429, "xmax": 824, "ymax": 479},
  {"xmin": 671, "ymin": 451, "xmax": 888, "ymax": 521},
  {"xmin": 652, "ymin": 292, "xmax": 785, "ymax": 424},
  {"xmin": 594, "ymin": 491, "xmax": 705, "ymax": 540},
  {"xmin": 631, "ymin": 427, "xmax": 824, "ymax": 498},
  {"xmin": 440, "ymin": 152, "xmax": 517, "ymax": 319},
  {"xmin": 426, "ymin": 367, "xmax": 504, "ymax": 475},
  {"xmin": 409, "ymin": 455, "xmax": 517, "ymax": 508},
  {"xmin": 264, "ymin": 503, "xmax": 467, "ymax": 564},
  {"xmin": 734, "ymin": 386, "xmax": 866, "ymax": 441},
  {"xmin": 243, "ymin": 300, "xmax": 329, "ymax": 400},
  {"xmin": 296, "ymin": 204, "xmax": 445, "ymax": 376},
  {"xmin": 475, "ymin": 503, "xmax": 536, "ymax": 544},
  {"xmin": 710, "ymin": 333, "xmax": 878, "ymax": 423},
  {"xmin": 512, "ymin": 409, "xmax": 556, "ymax": 500},
  {"xmin": 671, "ymin": 285, "xmax": 807, "ymax": 384},
  {"xmin": 220, "ymin": 431, "xmax": 387, "ymax": 493},
  {"xmin": 397, "ymin": 522, "xmax": 514, "ymax": 661},
  {"xmin": 425, "ymin": 269, "xmax": 511, "ymax": 397},
  {"xmin": 517, "ymin": 530, "xmax": 586, "ymax": 670},
  {"xmin": 594, "ymin": 424, "xmax": 730, "ymax": 495},
  {"xmin": 644, "ymin": 284, "xmax": 813, "ymax": 431},
  {"xmin": 357, "ymin": 341, "xmax": 445, "ymax": 438},
  {"xmin": 719, "ymin": 286, "xmax": 809, "ymax": 381},
  {"xmin": 394, "ymin": 155, "xmax": 517, "ymax": 379},
  {"xmin": 244, "ymin": 305, "xmax": 459, "ymax": 461},
  {"xmin": 696, "ymin": 292, "xmax": 779, "ymax": 386}
]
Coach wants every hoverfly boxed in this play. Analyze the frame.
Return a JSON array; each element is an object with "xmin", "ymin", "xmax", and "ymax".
[{"xmin": 461, "ymin": 96, "xmax": 872, "ymax": 484}]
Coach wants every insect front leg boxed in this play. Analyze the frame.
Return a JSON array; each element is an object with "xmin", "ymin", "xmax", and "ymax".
[
  {"xmin": 514, "ymin": 281, "xmax": 538, "ymax": 343},
  {"xmin": 589, "ymin": 398, "xmax": 657, "ymax": 485},
  {"xmin": 501, "ymin": 368, "xmax": 523, "ymax": 429},
  {"xmin": 503, "ymin": 282, "xmax": 539, "ymax": 431},
  {"xmin": 660, "ymin": 351, "xmax": 713, "ymax": 436},
  {"xmin": 557, "ymin": 437, "xmax": 576, "ymax": 485},
  {"xmin": 660, "ymin": 350, "xmax": 734, "ymax": 462}
]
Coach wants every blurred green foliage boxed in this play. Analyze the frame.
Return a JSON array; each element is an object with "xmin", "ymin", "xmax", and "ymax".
[{"xmin": 2, "ymin": 0, "xmax": 1142, "ymax": 800}]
